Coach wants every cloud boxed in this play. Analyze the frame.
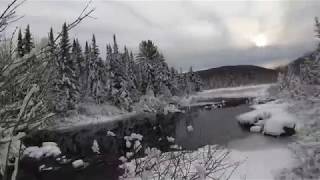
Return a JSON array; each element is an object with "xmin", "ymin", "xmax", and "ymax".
[{"xmin": 1, "ymin": 0, "xmax": 320, "ymax": 70}]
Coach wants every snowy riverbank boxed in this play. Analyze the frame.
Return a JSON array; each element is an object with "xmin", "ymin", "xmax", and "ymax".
[{"xmin": 46, "ymin": 95, "xmax": 182, "ymax": 130}]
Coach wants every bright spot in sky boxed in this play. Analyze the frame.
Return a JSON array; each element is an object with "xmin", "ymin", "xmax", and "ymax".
[{"xmin": 252, "ymin": 34, "xmax": 268, "ymax": 47}]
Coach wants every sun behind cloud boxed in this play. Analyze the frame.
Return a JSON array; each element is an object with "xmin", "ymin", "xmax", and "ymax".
[{"xmin": 252, "ymin": 33, "xmax": 268, "ymax": 47}]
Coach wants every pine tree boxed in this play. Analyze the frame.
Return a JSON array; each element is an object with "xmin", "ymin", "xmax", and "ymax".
[
  {"xmin": 48, "ymin": 28, "xmax": 55, "ymax": 54},
  {"xmin": 168, "ymin": 67, "xmax": 180, "ymax": 95},
  {"xmin": 71, "ymin": 39, "xmax": 87, "ymax": 97},
  {"xmin": 88, "ymin": 34, "xmax": 100, "ymax": 98},
  {"xmin": 136, "ymin": 40, "xmax": 159, "ymax": 95},
  {"xmin": 55, "ymin": 22, "xmax": 79, "ymax": 112},
  {"xmin": 137, "ymin": 40, "xmax": 172, "ymax": 96},
  {"xmin": 23, "ymin": 24, "xmax": 34, "ymax": 54},
  {"xmin": 45, "ymin": 27, "xmax": 60, "ymax": 111},
  {"xmin": 113, "ymin": 34, "xmax": 118, "ymax": 54},
  {"xmin": 80, "ymin": 41, "xmax": 90, "ymax": 97},
  {"xmin": 107, "ymin": 35, "xmax": 134, "ymax": 110},
  {"xmin": 71, "ymin": 39, "xmax": 84, "ymax": 79},
  {"xmin": 17, "ymin": 29, "xmax": 24, "ymax": 57}
]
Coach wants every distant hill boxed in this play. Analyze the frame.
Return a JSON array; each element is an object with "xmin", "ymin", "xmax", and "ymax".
[{"xmin": 196, "ymin": 65, "xmax": 278, "ymax": 89}]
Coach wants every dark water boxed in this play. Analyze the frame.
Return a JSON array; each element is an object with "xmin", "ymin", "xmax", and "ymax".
[{"xmin": 17, "ymin": 98, "xmax": 252, "ymax": 180}]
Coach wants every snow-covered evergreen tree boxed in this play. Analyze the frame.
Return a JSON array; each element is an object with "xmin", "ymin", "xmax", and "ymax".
[
  {"xmin": 54, "ymin": 22, "xmax": 79, "ymax": 112},
  {"xmin": 136, "ymin": 40, "xmax": 172, "ymax": 96},
  {"xmin": 168, "ymin": 67, "xmax": 180, "ymax": 95},
  {"xmin": 17, "ymin": 29, "xmax": 24, "ymax": 57},
  {"xmin": 88, "ymin": 34, "xmax": 99, "ymax": 98},
  {"xmin": 44, "ymin": 28, "xmax": 60, "ymax": 112},
  {"xmin": 109, "ymin": 35, "xmax": 133, "ymax": 110},
  {"xmin": 71, "ymin": 39, "xmax": 87, "ymax": 98},
  {"xmin": 83, "ymin": 41, "xmax": 91, "ymax": 96},
  {"xmin": 23, "ymin": 24, "xmax": 34, "ymax": 54}
]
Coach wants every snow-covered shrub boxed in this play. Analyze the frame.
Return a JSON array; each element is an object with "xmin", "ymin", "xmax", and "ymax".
[
  {"xmin": 119, "ymin": 145, "xmax": 239, "ymax": 180},
  {"xmin": 132, "ymin": 94, "xmax": 167, "ymax": 113}
]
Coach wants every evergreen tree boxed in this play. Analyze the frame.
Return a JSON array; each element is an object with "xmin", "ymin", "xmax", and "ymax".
[
  {"xmin": 137, "ymin": 40, "xmax": 171, "ymax": 96},
  {"xmin": 71, "ymin": 39, "xmax": 84, "ymax": 79},
  {"xmin": 45, "ymin": 27, "xmax": 60, "ymax": 111},
  {"xmin": 88, "ymin": 34, "xmax": 100, "ymax": 98},
  {"xmin": 107, "ymin": 35, "xmax": 134, "ymax": 110},
  {"xmin": 48, "ymin": 28, "xmax": 55, "ymax": 54},
  {"xmin": 23, "ymin": 24, "xmax": 34, "ymax": 54},
  {"xmin": 55, "ymin": 22, "xmax": 79, "ymax": 112},
  {"xmin": 17, "ymin": 29, "xmax": 24, "ymax": 57},
  {"xmin": 168, "ymin": 67, "xmax": 180, "ymax": 95},
  {"xmin": 71, "ymin": 39, "xmax": 87, "ymax": 97},
  {"xmin": 83, "ymin": 41, "xmax": 91, "ymax": 95},
  {"xmin": 113, "ymin": 34, "xmax": 118, "ymax": 54}
]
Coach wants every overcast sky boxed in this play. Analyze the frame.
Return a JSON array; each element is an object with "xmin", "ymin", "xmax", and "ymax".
[{"xmin": 2, "ymin": 0, "xmax": 320, "ymax": 71}]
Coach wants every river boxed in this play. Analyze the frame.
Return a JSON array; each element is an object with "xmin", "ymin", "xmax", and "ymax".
[{"xmin": 17, "ymin": 97, "xmax": 295, "ymax": 180}]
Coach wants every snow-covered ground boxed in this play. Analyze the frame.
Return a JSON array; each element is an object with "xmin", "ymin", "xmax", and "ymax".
[
  {"xmin": 48, "ymin": 95, "xmax": 181, "ymax": 130},
  {"xmin": 195, "ymin": 84, "xmax": 273, "ymax": 99},
  {"xmin": 180, "ymin": 84, "xmax": 275, "ymax": 106},
  {"xmin": 228, "ymin": 135, "xmax": 297, "ymax": 180}
]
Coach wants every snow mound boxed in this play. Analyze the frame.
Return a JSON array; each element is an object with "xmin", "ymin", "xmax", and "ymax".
[
  {"xmin": 237, "ymin": 100, "xmax": 296, "ymax": 136},
  {"xmin": 23, "ymin": 142, "xmax": 61, "ymax": 159}
]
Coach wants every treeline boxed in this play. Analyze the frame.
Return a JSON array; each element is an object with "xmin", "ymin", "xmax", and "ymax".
[{"xmin": 16, "ymin": 23, "xmax": 202, "ymax": 113}]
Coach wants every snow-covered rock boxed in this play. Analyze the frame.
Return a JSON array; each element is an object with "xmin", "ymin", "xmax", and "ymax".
[
  {"xmin": 166, "ymin": 136, "xmax": 175, "ymax": 143},
  {"xmin": 250, "ymin": 126, "xmax": 262, "ymax": 133},
  {"xmin": 126, "ymin": 152, "xmax": 134, "ymax": 158},
  {"xmin": 91, "ymin": 139, "xmax": 100, "ymax": 154},
  {"xmin": 187, "ymin": 125, "xmax": 194, "ymax": 132},
  {"xmin": 126, "ymin": 140, "xmax": 132, "ymax": 148},
  {"xmin": 107, "ymin": 130, "xmax": 116, "ymax": 137},
  {"xmin": 124, "ymin": 133, "xmax": 143, "ymax": 141},
  {"xmin": 237, "ymin": 100, "xmax": 296, "ymax": 136},
  {"xmin": 38, "ymin": 164, "xmax": 53, "ymax": 172},
  {"xmin": 23, "ymin": 142, "xmax": 61, "ymax": 159},
  {"xmin": 42, "ymin": 142, "xmax": 57, "ymax": 147},
  {"xmin": 119, "ymin": 156, "xmax": 127, "ymax": 163},
  {"xmin": 72, "ymin": 159, "xmax": 84, "ymax": 168},
  {"xmin": 170, "ymin": 144, "xmax": 182, "ymax": 150},
  {"xmin": 163, "ymin": 104, "xmax": 181, "ymax": 114}
]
